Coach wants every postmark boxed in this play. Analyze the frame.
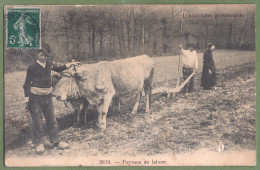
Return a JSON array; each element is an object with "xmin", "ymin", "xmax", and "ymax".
[{"xmin": 6, "ymin": 8, "xmax": 40, "ymax": 48}]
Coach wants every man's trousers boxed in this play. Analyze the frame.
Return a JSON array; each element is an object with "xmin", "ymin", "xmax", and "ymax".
[
  {"xmin": 182, "ymin": 67, "xmax": 194, "ymax": 93},
  {"xmin": 28, "ymin": 93, "xmax": 60, "ymax": 145}
]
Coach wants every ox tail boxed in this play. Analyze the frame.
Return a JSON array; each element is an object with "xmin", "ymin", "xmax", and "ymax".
[{"xmin": 144, "ymin": 67, "xmax": 154, "ymax": 107}]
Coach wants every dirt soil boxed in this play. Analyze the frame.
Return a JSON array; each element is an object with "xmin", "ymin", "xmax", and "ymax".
[{"xmin": 4, "ymin": 50, "xmax": 256, "ymax": 161}]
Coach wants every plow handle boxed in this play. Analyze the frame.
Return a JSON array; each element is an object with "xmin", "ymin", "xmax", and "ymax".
[{"xmin": 177, "ymin": 71, "xmax": 195, "ymax": 92}]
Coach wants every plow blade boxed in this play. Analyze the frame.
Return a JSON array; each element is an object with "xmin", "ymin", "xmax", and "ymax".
[{"xmin": 152, "ymin": 72, "xmax": 195, "ymax": 95}]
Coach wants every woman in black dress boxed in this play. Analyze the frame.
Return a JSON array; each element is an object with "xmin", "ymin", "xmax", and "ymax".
[{"xmin": 201, "ymin": 43, "xmax": 217, "ymax": 90}]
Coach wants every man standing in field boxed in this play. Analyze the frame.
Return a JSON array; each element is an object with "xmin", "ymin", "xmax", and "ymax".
[
  {"xmin": 179, "ymin": 43, "xmax": 199, "ymax": 93},
  {"xmin": 23, "ymin": 44, "xmax": 80, "ymax": 154}
]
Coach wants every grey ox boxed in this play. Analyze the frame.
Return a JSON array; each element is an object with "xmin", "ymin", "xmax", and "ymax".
[{"xmin": 59, "ymin": 54, "xmax": 154, "ymax": 131}]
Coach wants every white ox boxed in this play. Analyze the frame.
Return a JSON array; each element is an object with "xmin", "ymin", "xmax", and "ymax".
[{"xmin": 71, "ymin": 54, "xmax": 154, "ymax": 131}]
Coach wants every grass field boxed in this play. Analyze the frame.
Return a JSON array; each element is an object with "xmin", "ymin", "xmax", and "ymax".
[{"xmin": 4, "ymin": 50, "xmax": 256, "ymax": 166}]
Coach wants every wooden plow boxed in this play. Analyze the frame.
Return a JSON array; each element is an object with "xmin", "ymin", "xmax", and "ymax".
[
  {"xmin": 152, "ymin": 9, "xmax": 194, "ymax": 98},
  {"xmin": 152, "ymin": 71, "xmax": 195, "ymax": 97}
]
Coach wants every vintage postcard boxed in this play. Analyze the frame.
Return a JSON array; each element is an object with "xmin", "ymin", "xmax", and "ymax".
[{"xmin": 3, "ymin": 4, "xmax": 256, "ymax": 166}]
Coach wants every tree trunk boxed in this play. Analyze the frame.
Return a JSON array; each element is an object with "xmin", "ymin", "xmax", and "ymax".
[
  {"xmin": 63, "ymin": 16, "xmax": 70, "ymax": 61},
  {"xmin": 126, "ymin": 22, "xmax": 131, "ymax": 56},
  {"xmin": 243, "ymin": 12, "xmax": 249, "ymax": 44},
  {"xmin": 99, "ymin": 29, "xmax": 104, "ymax": 60},
  {"xmin": 142, "ymin": 15, "xmax": 145, "ymax": 53},
  {"xmin": 214, "ymin": 17, "xmax": 218, "ymax": 43},
  {"xmin": 88, "ymin": 30, "xmax": 91, "ymax": 58},
  {"xmin": 205, "ymin": 22, "xmax": 208, "ymax": 47},
  {"xmin": 233, "ymin": 20, "xmax": 236, "ymax": 42},
  {"xmin": 92, "ymin": 26, "xmax": 96, "ymax": 60},
  {"xmin": 228, "ymin": 23, "xmax": 232, "ymax": 48}
]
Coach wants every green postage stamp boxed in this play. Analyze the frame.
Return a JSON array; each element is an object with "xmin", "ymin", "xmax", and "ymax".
[{"xmin": 6, "ymin": 8, "xmax": 40, "ymax": 48}]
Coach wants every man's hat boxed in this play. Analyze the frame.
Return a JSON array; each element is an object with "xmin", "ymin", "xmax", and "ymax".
[
  {"xmin": 38, "ymin": 43, "xmax": 52, "ymax": 57},
  {"xmin": 207, "ymin": 42, "xmax": 214, "ymax": 48},
  {"xmin": 187, "ymin": 43, "xmax": 196, "ymax": 48}
]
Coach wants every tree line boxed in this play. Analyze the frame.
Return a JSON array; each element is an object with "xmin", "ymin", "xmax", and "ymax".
[{"xmin": 5, "ymin": 5, "xmax": 255, "ymax": 72}]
